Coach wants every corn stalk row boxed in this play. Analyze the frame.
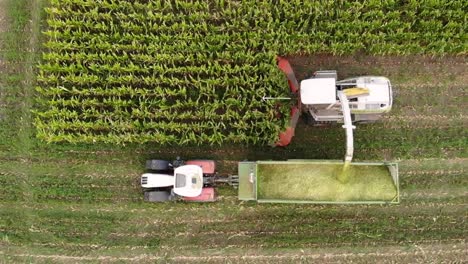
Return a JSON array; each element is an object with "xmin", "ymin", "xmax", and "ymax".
[{"xmin": 37, "ymin": 0, "xmax": 467, "ymax": 144}]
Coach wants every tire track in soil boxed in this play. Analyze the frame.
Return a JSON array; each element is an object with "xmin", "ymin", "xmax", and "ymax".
[
  {"xmin": 29, "ymin": 214, "xmax": 460, "ymax": 227},
  {"xmin": 3, "ymin": 200, "xmax": 465, "ymax": 214},
  {"xmin": 380, "ymin": 115, "xmax": 468, "ymax": 128},
  {"xmin": 6, "ymin": 239, "xmax": 467, "ymax": 251},
  {"xmin": 15, "ymin": 225, "xmax": 463, "ymax": 242},
  {"xmin": 403, "ymin": 170, "xmax": 465, "ymax": 175},
  {"xmin": 4, "ymin": 202, "xmax": 466, "ymax": 239},
  {"xmin": 6, "ymin": 208, "xmax": 465, "ymax": 240},
  {"xmin": 400, "ymin": 158, "xmax": 468, "ymax": 169},
  {"xmin": 401, "ymin": 189, "xmax": 467, "ymax": 198},
  {"xmin": 4, "ymin": 240, "xmax": 466, "ymax": 262},
  {"xmin": 34, "ymin": 196, "xmax": 143, "ymax": 202},
  {"xmin": 4, "ymin": 219, "xmax": 466, "ymax": 253}
]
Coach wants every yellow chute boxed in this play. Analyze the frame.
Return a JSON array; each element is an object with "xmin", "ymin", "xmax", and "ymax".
[{"xmin": 343, "ymin": 87, "xmax": 369, "ymax": 98}]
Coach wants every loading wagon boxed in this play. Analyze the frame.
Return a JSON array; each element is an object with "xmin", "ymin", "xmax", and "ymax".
[
  {"xmin": 238, "ymin": 160, "xmax": 399, "ymax": 204},
  {"xmin": 141, "ymin": 158, "xmax": 399, "ymax": 204}
]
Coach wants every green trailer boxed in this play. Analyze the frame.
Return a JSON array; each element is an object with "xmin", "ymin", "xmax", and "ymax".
[{"xmin": 238, "ymin": 160, "xmax": 399, "ymax": 204}]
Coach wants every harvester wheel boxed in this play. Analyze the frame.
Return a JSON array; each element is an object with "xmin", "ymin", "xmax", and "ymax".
[
  {"xmin": 303, "ymin": 114, "xmax": 331, "ymax": 127},
  {"xmin": 146, "ymin": 160, "xmax": 170, "ymax": 171},
  {"xmin": 303, "ymin": 114, "xmax": 315, "ymax": 125},
  {"xmin": 357, "ymin": 120, "xmax": 374, "ymax": 124},
  {"xmin": 144, "ymin": 190, "xmax": 171, "ymax": 202}
]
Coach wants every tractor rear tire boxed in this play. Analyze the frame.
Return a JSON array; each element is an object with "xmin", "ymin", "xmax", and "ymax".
[
  {"xmin": 146, "ymin": 160, "xmax": 170, "ymax": 171},
  {"xmin": 144, "ymin": 190, "xmax": 171, "ymax": 202}
]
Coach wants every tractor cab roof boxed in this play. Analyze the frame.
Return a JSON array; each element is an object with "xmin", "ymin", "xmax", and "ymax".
[{"xmin": 173, "ymin": 165, "xmax": 203, "ymax": 197}]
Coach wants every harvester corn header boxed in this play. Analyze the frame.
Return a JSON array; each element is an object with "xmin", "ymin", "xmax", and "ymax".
[{"xmin": 140, "ymin": 58, "xmax": 399, "ymax": 204}]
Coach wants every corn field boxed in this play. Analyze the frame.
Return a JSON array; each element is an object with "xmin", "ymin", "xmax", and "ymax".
[{"xmin": 36, "ymin": 0, "xmax": 466, "ymax": 144}]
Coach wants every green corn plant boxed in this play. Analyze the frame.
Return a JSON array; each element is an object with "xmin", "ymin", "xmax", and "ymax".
[{"xmin": 37, "ymin": 0, "xmax": 466, "ymax": 145}]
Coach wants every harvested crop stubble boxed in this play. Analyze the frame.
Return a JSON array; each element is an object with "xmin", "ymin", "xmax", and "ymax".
[{"xmin": 257, "ymin": 163, "xmax": 397, "ymax": 201}]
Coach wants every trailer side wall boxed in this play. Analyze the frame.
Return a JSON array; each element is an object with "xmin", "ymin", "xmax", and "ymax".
[{"xmin": 239, "ymin": 160, "xmax": 399, "ymax": 204}]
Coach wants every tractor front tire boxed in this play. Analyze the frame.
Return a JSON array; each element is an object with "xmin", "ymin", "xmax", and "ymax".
[
  {"xmin": 146, "ymin": 160, "xmax": 170, "ymax": 171},
  {"xmin": 144, "ymin": 190, "xmax": 171, "ymax": 202}
]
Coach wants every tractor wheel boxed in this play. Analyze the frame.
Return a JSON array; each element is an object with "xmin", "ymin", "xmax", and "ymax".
[
  {"xmin": 146, "ymin": 160, "xmax": 170, "ymax": 171},
  {"xmin": 144, "ymin": 190, "xmax": 171, "ymax": 202}
]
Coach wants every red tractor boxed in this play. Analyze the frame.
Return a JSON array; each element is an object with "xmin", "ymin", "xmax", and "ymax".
[{"xmin": 141, "ymin": 157, "xmax": 237, "ymax": 202}]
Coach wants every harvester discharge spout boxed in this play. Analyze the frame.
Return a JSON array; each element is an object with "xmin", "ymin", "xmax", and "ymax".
[{"xmin": 337, "ymin": 91, "xmax": 355, "ymax": 164}]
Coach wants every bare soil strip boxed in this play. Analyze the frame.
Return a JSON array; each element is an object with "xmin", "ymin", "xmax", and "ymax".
[{"xmin": 3, "ymin": 242, "xmax": 466, "ymax": 262}]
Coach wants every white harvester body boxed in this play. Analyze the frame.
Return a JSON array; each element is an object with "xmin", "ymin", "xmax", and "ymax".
[
  {"xmin": 301, "ymin": 75, "xmax": 392, "ymax": 123},
  {"xmin": 300, "ymin": 72, "xmax": 393, "ymax": 163}
]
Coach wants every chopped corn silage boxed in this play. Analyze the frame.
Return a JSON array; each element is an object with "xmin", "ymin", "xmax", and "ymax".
[{"xmin": 257, "ymin": 163, "xmax": 397, "ymax": 201}]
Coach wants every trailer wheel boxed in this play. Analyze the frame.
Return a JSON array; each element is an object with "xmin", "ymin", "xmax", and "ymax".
[
  {"xmin": 146, "ymin": 160, "xmax": 170, "ymax": 171},
  {"xmin": 144, "ymin": 190, "xmax": 171, "ymax": 202}
]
